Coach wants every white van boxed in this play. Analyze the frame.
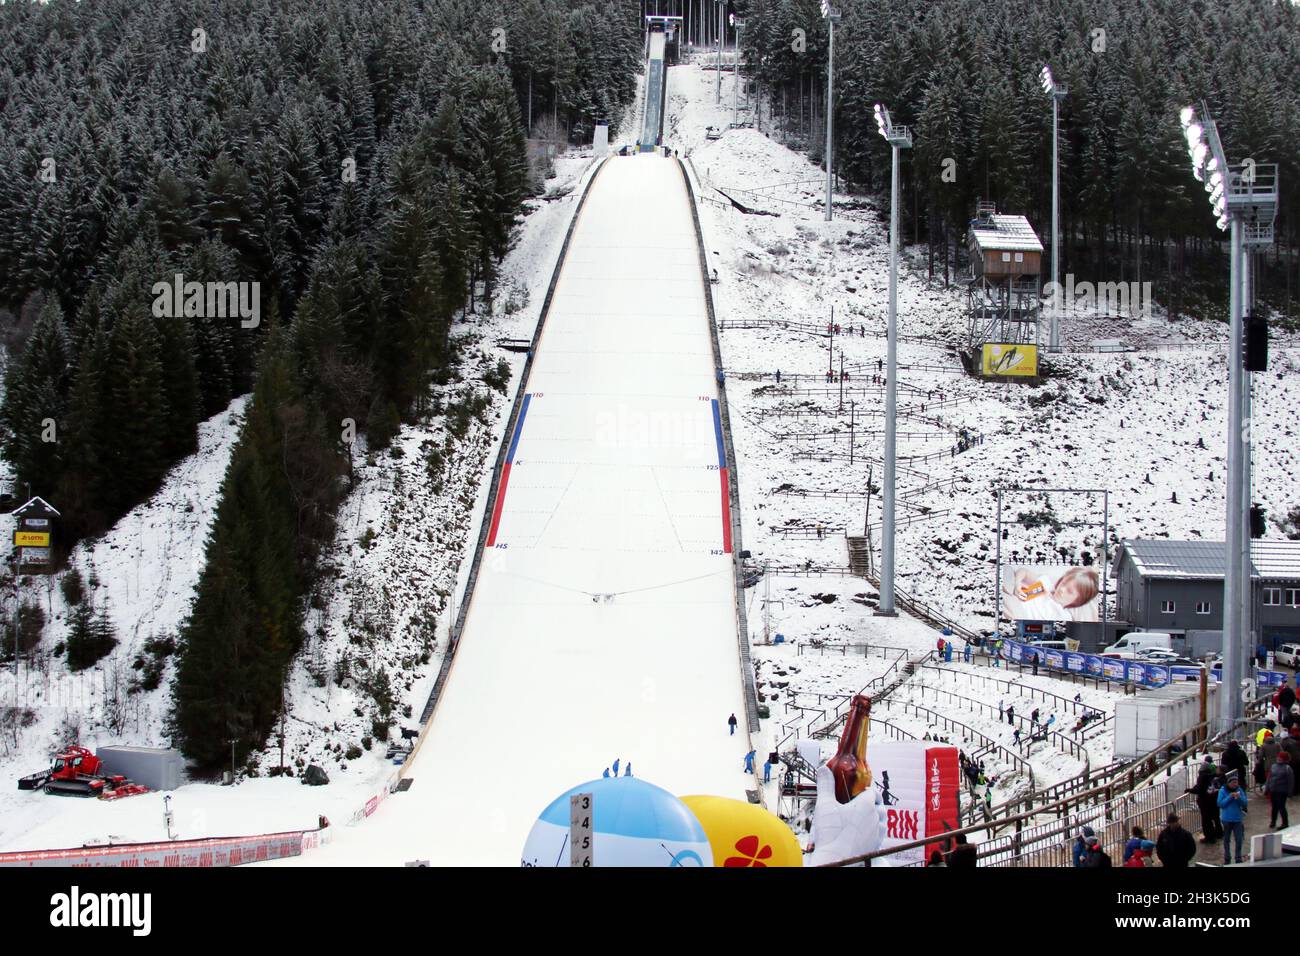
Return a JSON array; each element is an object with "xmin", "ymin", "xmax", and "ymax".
[{"xmin": 1102, "ymin": 632, "xmax": 1174, "ymax": 659}]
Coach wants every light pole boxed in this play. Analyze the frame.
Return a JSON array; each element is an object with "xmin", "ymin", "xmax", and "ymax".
[
  {"xmin": 1179, "ymin": 102, "xmax": 1278, "ymax": 733},
  {"xmin": 1039, "ymin": 65, "xmax": 1067, "ymax": 351},
  {"xmin": 715, "ymin": 1, "xmax": 723, "ymax": 104},
  {"xmin": 731, "ymin": 15, "xmax": 744, "ymax": 129},
  {"xmin": 874, "ymin": 102, "xmax": 912, "ymax": 618},
  {"xmin": 821, "ymin": 2, "xmax": 840, "ymax": 222}
]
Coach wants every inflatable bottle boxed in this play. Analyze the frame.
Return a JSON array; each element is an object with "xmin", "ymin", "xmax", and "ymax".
[{"xmin": 826, "ymin": 695, "xmax": 872, "ymax": 804}]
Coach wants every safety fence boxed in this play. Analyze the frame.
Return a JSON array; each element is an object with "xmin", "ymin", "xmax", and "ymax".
[
  {"xmin": 771, "ymin": 524, "xmax": 844, "ymax": 539},
  {"xmin": 920, "ymin": 664, "xmax": 1107, "ymax": 717},
  {"xmin": 796, "ymin": 641, "xmax": 913, "ymax": 660},
  {"xmin": 0, "ymin": 826, "xmax": 333, "ymax": 868},
  {"xmin": 901, "ymin": 681, "xmax": 1091, "ymax": 763}
]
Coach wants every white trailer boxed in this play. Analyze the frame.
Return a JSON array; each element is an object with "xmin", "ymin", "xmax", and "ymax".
[{"xmin": 1113, "ymin": 684, "xmax": 1217, "ymax": 761}]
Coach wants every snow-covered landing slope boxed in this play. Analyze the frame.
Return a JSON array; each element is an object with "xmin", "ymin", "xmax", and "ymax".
[{"xmin": 297, "ymin": 155, "xmax": 752, "ymax": 866}]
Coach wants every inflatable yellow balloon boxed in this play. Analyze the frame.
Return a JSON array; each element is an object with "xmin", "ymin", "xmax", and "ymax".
[{"xmin": 680, "ymin": 795, "xmax": 803, "ymax": 868}]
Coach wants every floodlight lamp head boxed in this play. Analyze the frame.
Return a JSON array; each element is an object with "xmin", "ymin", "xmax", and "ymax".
[
  {"xmin": 1040, "ymin": 65, "xmax": 1053, "ymax": 92},
  {"xmin": 874, "ymin": 103, "xmax": 890, "ymax": 137},
  {"xmin": 1179, "ymin": 105, "xmax": 1195, "ymax": 130}
]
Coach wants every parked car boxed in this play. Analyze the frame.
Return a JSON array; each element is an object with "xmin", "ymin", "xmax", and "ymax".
[
  {"xmin": 1102, "ymin": 632, "xmax": 1173, "ymax": 659},
  {"xmin": 1274, "ymin": 643, "xmax": 1300, "ymax": 668},
  {"xmin": 1138, "ymin": 648, "xmax": 1180, "ymax": 663}
]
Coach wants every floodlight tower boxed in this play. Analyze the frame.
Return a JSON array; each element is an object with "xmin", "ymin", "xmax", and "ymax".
[
  {"xmin": 873, "ymin": 103, "xmax": 912, "ymax": 617},
  {"xmin": 731, "ymin": 14, "xmax": 744, "ymax": 128},
  {"xmin": 1180, "ymin": 101, "xmax": 1278, "ymax": 733},
  {"xmin": 1039, "ymin": 65, "xmax": 1067, "ymax": 350},
  {"xmin": 821, "ymin": 2, "xmax": 841, "ymax": 221},
  {"xmin": 715, "ymin": 1, "xmax": 724, "ymax": 103}
]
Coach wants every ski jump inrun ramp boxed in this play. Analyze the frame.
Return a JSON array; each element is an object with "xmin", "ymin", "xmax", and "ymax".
[
  {"xmin": 641, "ymin": 30, "xmax": 667, "ymax": 150},
  {"xmin": 301, "ymin": 156, "xmax": 751, "ymax": 865}
]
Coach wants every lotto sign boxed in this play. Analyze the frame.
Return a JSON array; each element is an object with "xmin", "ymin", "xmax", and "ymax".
[
  {"xmin": 14, "ymin": 531, "xmax": 50, "ymax": 547},
  {"xmin": 981, "ymin": 343, "xmax": 1039, "ymax": 377}
]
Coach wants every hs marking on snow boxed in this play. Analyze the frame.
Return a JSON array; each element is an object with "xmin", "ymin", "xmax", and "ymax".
[
  {"xmin": 152, "ymin": 272, "xmax": 260, "ymax": 329},
  {"xmin": 49, "ymin": 887, "xmax": 151, "ymax": 937}
]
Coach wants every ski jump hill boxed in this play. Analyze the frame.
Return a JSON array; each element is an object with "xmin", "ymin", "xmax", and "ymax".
[{"xmin": 298, "ymin": 155, "xmax": 753, "ymax": 866}]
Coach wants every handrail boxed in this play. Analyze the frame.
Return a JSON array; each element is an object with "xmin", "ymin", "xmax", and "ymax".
[
  {"xmin": 921, "ymin": 664, "xmax": 1098, "ymax": 717},
  {"xmin": 905, "ymin": 682, "xmax": 1089, "ymax": 762}
]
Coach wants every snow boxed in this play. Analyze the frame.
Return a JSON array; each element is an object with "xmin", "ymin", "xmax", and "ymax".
[
  {"xmin": 294, "ymin": 155, "xmax": 751, "ymax": 866},
  {"xmin": 6, "ymin": 53, "xmax": 1293, "ymax": 864},
  {"xmin": 0, "ymin": 397, "xmax": 249, "ymax": 850},
  {"xmin": 0, "ymin": 150, "xmax": 610, "ymax": 854}
]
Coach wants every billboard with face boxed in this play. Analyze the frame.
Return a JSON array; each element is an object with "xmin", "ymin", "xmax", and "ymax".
[{"xmin": 1001, "ymin": 565, "xmax": 1101, "ymax": 622}]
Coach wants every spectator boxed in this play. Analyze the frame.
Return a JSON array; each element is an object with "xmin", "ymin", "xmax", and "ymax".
[
  {"xmin": 1187, "ymin": 755, "xmax": 1223, "ymax": 844},
  {"xmin": 1216, "ymin": 773, "xmax": 1248, "ymax": 865},
  {"xmin": 1257, "ymin": 720, "xmax": 1277, "ymax": 747},
  {"xmin": 1281, "ymin": 727, "xmax": 1300, "ymax": 791},
  {"xmin": 1072, "ymin": 825, "xmax": 1096, "ymax": 867},
  {"xmin": 1221, "ymin": 740, "xmax": 1250, "ymax": 786},
  {"xmin": 1122, "ymin": 826, "xmax": 1147, "ymax": 864},
  {"xmin": 946, "ymin": 834, "xmax": 977, "ymax": 868},
  {"xmin": 1124, "ymin": 840, "xmax": 1155, "ymax": 868},
  {"xmin": 1156, "ymin": 813, "xmax": 1197, "ymax": 867},
  {"xmin": 1255, "ymin": 732, "xmax": 1276, "ymax": 791},
  {"xmin": 1279, "ymin": 683, "xmax": 1297, "ymax": 726},
  {"xmin": 964, "ymin": 643, "xmax": 972, "ymax": 663},
  {"xmin": 1006, "ymin": 705, "xmax": 1015, "ymax": 725},
  {"xmin": 1081, "ymin": 836, "xmax": 1112, "ymax": 867},
  {"xmin": 1266, "ymin": 752, "xmax": 1294, "ymax": 829},
  {"xmin": 728, "ymin": 713, "xmax": 737, "ymax": 736},
  {"xmin": 926, "ymin": 849, "xmax": 946, "ymax": 867}
]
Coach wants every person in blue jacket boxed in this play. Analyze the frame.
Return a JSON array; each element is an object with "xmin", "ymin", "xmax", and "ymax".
[
  {"xmin": 623, "ymin": 762, "xmax": 633, "ymax": 777},
  {"xmin": 1072, "ymin": 825, "xmax": 1096, "ymax": 867},
  {"xmin": 602, "ymin": 767, "xmax": 610, "ymax": 778},
  {"xmin": 964, "ymin": 643, "xmax": 972, "ymax": 663},
  {"xmin": 743, "ymin": 749, "xmax": 756, "ymax": 774},
  {"xmin": 763, "ymin": 759, "xmax": 772, "ymax": 783},
  {"xmin": 1122, "ymin": 825, "xmax": 1148, "ymax": 864},
  {"xmin": 1217, "ymin": 773, "xmax": 1249, "ymax": 864},
  {"xmin": 944, "ymin": 642, "xmax": 953, "ymax": 663},
  {"xmin": 612, "ymin": 758, "xmax": 620, "ymax": 777}
]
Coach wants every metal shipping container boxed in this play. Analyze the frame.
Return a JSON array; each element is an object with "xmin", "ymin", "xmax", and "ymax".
[
  {"xmin": 1113, "ymin": 684, "xmax": 1218, "ymax": 761},
  {"xmin": 95, "ymin": 745, "xmax": 185, "ymax": 792}
]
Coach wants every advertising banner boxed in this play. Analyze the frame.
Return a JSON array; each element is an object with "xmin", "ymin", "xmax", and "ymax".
[
  {"xmin": 1001, "ymin": 565, "xmax": 1101, "ymax": 623},
  {"xmin": 981, "ymin": 343, "xmax": 1039, "ymax": 377},
  {"xmin": 0, "ymin": 830, "xmax": 320, "ymax": 868},
  {"xmin": 1064, "ymin": 652, "xmax": 1087, "ymax": 674},
  {"xmin": 1102, "ymin": 658, "xmax": 1127, "ymax": 682},
  {"xmin": 14, "ymin": 531, "xmax": 50, "ymax": 546},
  {"xmin": 870, "ymin": 742, "xmax": 961, "ymax": 866}
]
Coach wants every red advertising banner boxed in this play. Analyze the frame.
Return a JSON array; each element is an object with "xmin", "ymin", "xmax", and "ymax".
[{"xmin": 923, "ymin": 747, "xmax": 961, "ymax": 844}]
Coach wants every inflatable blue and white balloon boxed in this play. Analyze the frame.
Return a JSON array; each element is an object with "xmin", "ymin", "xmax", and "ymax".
[{"xmin": 521, "ymin": 777, "xmax": 713, "ymax": 867}]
